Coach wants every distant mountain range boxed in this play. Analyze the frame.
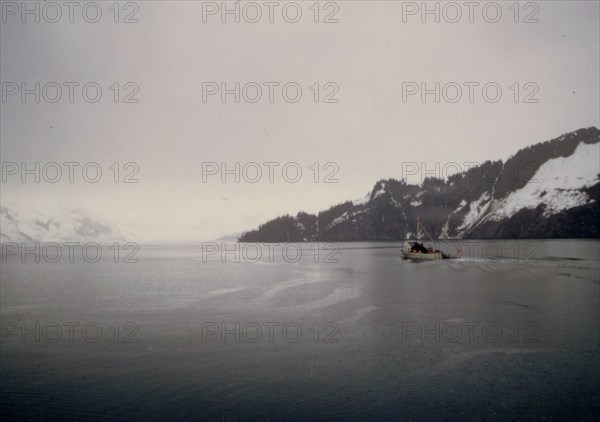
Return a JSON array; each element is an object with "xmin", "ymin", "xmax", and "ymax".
[
  {"xmin": 0, "ymin": 205, "xmax": 124, "ymax": 243},
  {"xmin": 239, "ymin": 127, "xmax": 600, "ymax": 242}
]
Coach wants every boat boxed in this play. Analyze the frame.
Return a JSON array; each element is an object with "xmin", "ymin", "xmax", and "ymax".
[
  {"xmin": 402, "ymin": 246, "xmax": 450, "ymax": 261},
  {"xmin": 402, "ymin": 218, "xmax": 451, "ymax": 261}
]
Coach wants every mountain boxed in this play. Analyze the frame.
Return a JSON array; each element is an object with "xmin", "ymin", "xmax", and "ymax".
[
  {"xmin": 214, "ymin": 232, "xmax": 244, "ymax": 242},
  {"xmin": 239, "ymin": 127, "xmax": 600, "ymax": 242},
  {"xmin": 0, "ymin": 204, "xmax": 124, "ymax": 243}
]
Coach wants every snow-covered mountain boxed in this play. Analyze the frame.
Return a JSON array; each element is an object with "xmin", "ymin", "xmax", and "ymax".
[
  {"xmin": 239, "ymin": 127, "xmax": 600, "ymax": 241},
  {"xmin": 0, "ymin": 204, "xmax": 124, "ymax": 243}
]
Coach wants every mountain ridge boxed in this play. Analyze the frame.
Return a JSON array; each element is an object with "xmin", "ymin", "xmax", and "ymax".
[
  {"xmin": 0, "ymin": 205, "xmax": 125, "ymax": 243},
  {"xmin": 239, "ymin": 127, "xmax": 600, "ymax": 242}
]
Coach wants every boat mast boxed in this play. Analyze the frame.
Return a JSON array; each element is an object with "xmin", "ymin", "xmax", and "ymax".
[{"xmin": 417, "ymin": 217, "xmax": 435, "ymax": 242}]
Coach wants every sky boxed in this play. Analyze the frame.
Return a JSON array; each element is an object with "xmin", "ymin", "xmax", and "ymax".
[{"xmin": 1, "ymin": 0, "xmax": 599, "ymax": 242}]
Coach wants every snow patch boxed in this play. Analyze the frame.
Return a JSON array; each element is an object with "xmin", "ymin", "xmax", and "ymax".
[
  {"xmin": 352, "ymin": 192, "xmax": 371, "ymax": 206},
  {"xmin": 327, "ymin": 212, "xmax": 349, "ymax": 229},
  {"xmin": 456, "ymin": 192, "xmax": 491, "ymax": 233},
  {"xmin": 372, "ymin": 182, "xmax": 386, "ymax": 199},
  {"xmin": 390, "ymin": 197, "xmax": 403, "ymax": 208},
  {"xmin": 440, "ymin": 199, "xmax": 469, "ymax": 239},
  {"xmin": 488, "ymin": 142, "xmax": 600, "ymax": 220}
]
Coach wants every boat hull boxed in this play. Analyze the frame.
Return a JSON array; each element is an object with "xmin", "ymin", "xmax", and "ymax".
[{"xmin": 402, "ymin": 251, "xmax": 450, "ymax": 261}]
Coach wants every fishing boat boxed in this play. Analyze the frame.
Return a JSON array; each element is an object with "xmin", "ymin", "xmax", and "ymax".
[{"xmin": 402, "ymin": 218, "xmax": 451, "ymax": 261}]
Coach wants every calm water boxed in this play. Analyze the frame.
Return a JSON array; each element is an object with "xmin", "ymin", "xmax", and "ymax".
[{"xmin": 1, "ymin": 240, "xmax": 599, "ymax": 420}]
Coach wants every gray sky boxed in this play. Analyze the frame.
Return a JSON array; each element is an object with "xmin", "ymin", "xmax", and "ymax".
[{"xmin": 1, "ymin": 1, "xmax": 599, "ymax": 242}]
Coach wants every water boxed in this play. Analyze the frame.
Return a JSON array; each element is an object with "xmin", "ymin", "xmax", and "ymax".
[{"xmin": 1, "ymin": 240, "xmax": 599, "ymax": 420}]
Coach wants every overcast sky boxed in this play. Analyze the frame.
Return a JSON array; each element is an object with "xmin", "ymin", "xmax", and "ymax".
[{"xmin": 1, "ymin": 0, "xmax": 599, "ymax": 242}]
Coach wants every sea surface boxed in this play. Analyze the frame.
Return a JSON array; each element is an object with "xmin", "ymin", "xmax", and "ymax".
[{"xmin": 1, "ymin": 240, "xmax": 599, "ymax": 421}]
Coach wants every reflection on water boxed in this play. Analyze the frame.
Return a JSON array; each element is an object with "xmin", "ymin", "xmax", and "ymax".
[{"xmin": 1, "ymin": 240, "xmax": 599, "ymax": 420}]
